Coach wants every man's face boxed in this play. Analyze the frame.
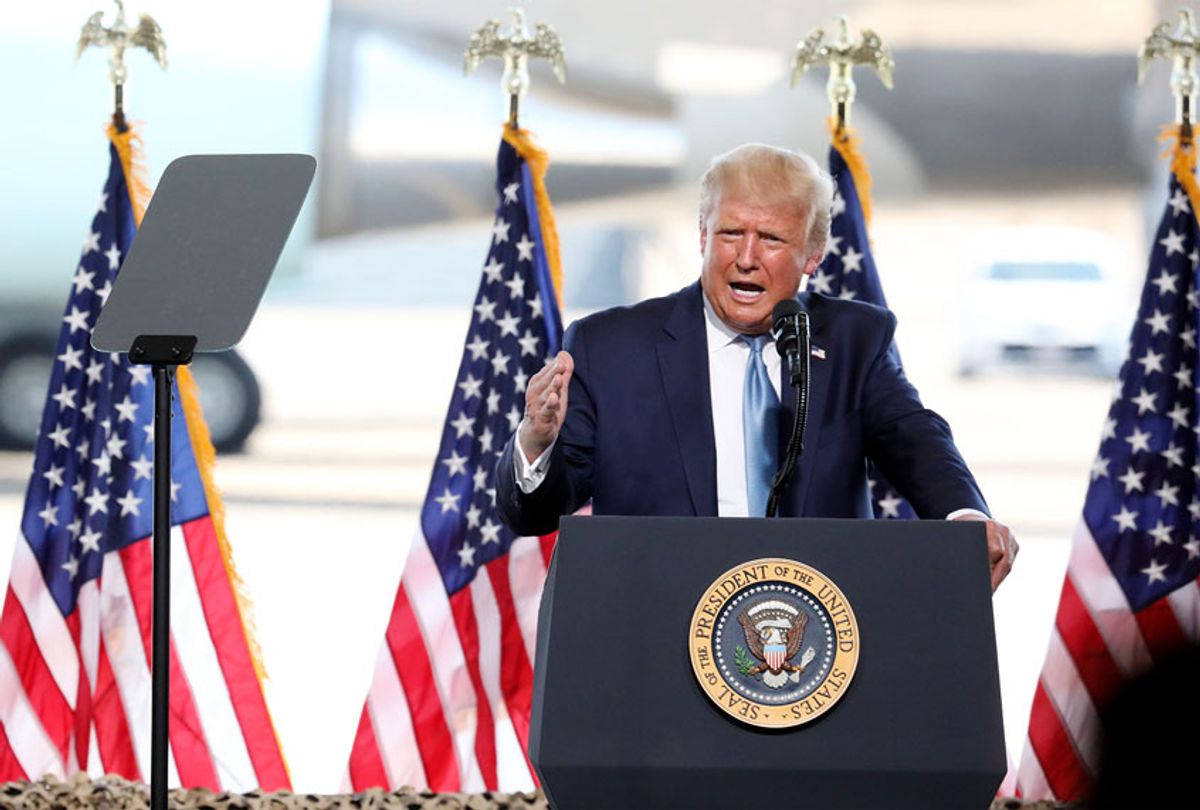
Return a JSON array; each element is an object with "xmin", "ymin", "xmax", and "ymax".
[{"xmin": 699, "ymin": 188, "xmax": 823, "ymax": 334}]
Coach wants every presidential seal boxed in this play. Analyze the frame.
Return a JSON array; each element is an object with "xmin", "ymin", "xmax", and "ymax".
[{"xmin": 688, "ymin": 557, "xmax": 859, "ymax": 728}]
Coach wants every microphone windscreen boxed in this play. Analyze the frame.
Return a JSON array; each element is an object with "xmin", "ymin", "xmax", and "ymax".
[{"xmin": 772, "ymin": 299, "xmax": 802, "ymax": 330}]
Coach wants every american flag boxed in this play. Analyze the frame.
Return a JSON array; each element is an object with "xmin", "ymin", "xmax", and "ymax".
[
  {"xmin": 811, "ymin": 132, "xmax": 916, "ymax": 520},
  {"xmin": 0, "ymin": 128, "xmax": 289, "ymax": 791},
  {"xmin": 1015, "ymin": 142, "xmax": 1200, "ymax": 800},
  {"xmin": 346, "ymin": 129, "xmax": 563, "ymax": 792}
]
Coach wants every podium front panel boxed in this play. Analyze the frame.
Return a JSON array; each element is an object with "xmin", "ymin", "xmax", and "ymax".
[{"xmin": 529, "ymin": 516, "xmax": 1005, "ymax": 809}]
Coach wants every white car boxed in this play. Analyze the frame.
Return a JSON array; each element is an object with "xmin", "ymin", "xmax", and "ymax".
[{"xmin": 959, "ymin": 228, "xmax": 1132, "ymax": 377}]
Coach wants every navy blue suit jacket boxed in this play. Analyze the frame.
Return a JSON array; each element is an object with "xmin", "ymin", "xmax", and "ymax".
[{"xmin": 496, "ymin": 282, "xmax": 987, "ymax": 535}]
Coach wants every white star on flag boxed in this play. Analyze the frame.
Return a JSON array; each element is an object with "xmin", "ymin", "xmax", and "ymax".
[
  {"xmin": 43, "ymin": 464, "xmax": 65, "ymax": 489},
  {"xmin": 458, "ymin": 374, "xmax": 483, "ymax": 400},
  {"xmin": 496, "ymin": 311, "xmax": 521, "ymax": 337},
  {"xmin": 1142, "ymin": 558, "xmax": 1169, "ymax": 583},
  {"xmin": 515, "ymin": 234, "xmax": 535, "ymax": 261},
  {"xmin": 1152, "ymin": 269, "xmax": 1179, "ymax": 295},
  {"xmin": 474, "ymin": 297, "xmax": 497, "ymax": 323},
  {"xmin": 1168, "ymin": 188, "xmax": 1190, "ymax": 216},
  {"xmin": 876, "ymin": 493, "xmax": 902, "ymax": 518},
  {"xmin": 1111, "ymin": 506, "xmax": 1138, "ymax": 532},
  {"xmin": 61, "ymin": 556, "xmax": 80, "ymax": 579},
  {"xmin": 457, "ymin": 544, "xmax": 476, "ymax": 567},
  {"xmin": 1131, "ymin": 387, "xmax": 1158, "ymax": 414},
  {"xmin": 434, "ymin": 488, "xmax": 460, "ymax": 513},
  {"xmin": 116, "ymin": 490, "xmax": 143, "ymax": 517},
  {"xmin": 810, "ymin": 269, "xmax": 834, "ymax": 295},
  {"xmin": 441, "ymin": 451, "xmax": 468, "ymax": 477},
  {"xmin": 130, "ymin": 455, "xmax": 153, "ymax": 481},
  {"xmin": 72, "ymin": 267, "xmax": 95, "ymax": 294},
  {"xmin": 1160, "ymin": 229, "xmax": 1186, "ymax": 255},
  {"xmin": 1145, "ymin": 308, "xmax": 1172, "ymax": 334},
  {"xmin": 1154, "ymin": 482, "xmax": 1180, "ymax": 507},
  {"xmin": 480, "ymin": 519, "xmax": 502, "ymax": 544},
  {"xmin": 483, "ymin": 259, "xmax": 504, "ymax": 283},
  {"xmin": 38, "ymin": 503, "xmax": 59, "ymax": 528},
  {"xmin": 84, "ymin": 487, "xmax": 109, "ymax": 516},
  {"xmin": 830, "ymin": 191, "xmax": 846, "ymax": 217},
  {"xmin": 1138, "ymin": 349, "xmax": 1164, "ymax": 375},
  {"xmin": 517, "ymin": 330, "xmax": 540, "ymax": 357},
  {"xmin": 51, "ymin": 384, "xmax": 77, "ymax": 411},
  {"xmin": 47, "ymin": 423, "xmax": 71, "ymax": 449},
  {"xmin": 63, "ymin": 306, "xmax": 90, "ymax": 334},
  {"xmin": 492, "ymin": 217, "xmax": 511, "ymax": 244},
  {"xmin": 79, "ymin": 528, "xmax": 102, "ymax": 554},
  {"xmin": 466, "ymin": 335, "xmax": 490, "ymax": 361},
  {"xmin": 505, "ymin": 274, "xmax": 526, "ymax": 299},
  {"xmin": 450, "ymin": 411, "xmax": 475, "ymax": 439},
  {"xmin": 57, "ymin": 344, "xmax": 84, "ymax": 372},
  {"xmin": 841, "ymin": 246, "xmax": 864, "ymax": 273},
  {"xmin": 1117, "ymin": 467, "xmax": 1145, "ymax": 494},
  {"xmin": 114, "ymin": 395, "xmax": 139, "ymax": 423}
]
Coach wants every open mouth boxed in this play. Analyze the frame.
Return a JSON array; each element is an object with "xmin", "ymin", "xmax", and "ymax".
[{"xmin": 729, "ymin": 282, "xmax": 765, "ymax": 303}]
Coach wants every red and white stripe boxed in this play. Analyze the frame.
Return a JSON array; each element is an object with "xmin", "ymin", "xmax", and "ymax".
[
  {"xmin": 0, "ymin": 516, "xmax": 290, "ymax": 791},
  {"xmin": 1014, "ymin": 518, "xmax": 1200, "ymax": 801},
  {"xmin": 348, "ymin": 528, "xmax": 554, "ymax": 793}
]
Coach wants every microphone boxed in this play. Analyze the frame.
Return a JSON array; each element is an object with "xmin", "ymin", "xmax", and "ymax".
[
  {"xmin": 766, "ymin": 298, "xmax": 811, "ymax": 518},
  {"xmin": 771, "ymin": 299, "xmax": 808, "ymax": 385}
]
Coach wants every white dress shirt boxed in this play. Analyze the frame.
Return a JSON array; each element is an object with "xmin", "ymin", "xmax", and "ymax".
[
  {"xmin": 702, "ymin": 294, "xmax": 778, "ymax": 517},
  {"xmin": 514, "ymin": 291, "xmax": 986, "ymax": 521}
]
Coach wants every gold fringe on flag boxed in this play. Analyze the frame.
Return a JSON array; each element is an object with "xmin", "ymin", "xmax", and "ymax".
[
  {"xmin": 1162, "ymin": 124, "xmax": 1200, "ymax": 215},
  {"xmin": 502, "ymin": 127, "xmax": 564, "ymax": 308},
  {"xmin": 106, "ymin": 124, "xmax": 290, "ymax": 778},
  {"xmin": 828, "ymin": 119, "xmax": 874, "ymax": 227}
]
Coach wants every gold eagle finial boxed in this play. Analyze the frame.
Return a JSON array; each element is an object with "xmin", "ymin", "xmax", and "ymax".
[
  {"xmin": 790, "ymin": 16, "xmax": 894, "ymax": 135},
  {"xmin": 464, "ymin": 8, "xmax": 567, "ymax": 129},
  {"xmin": 1138, "ymin": 9, "xmax": 1200, "ymax": 138},
  {"xmin": 77, "ymin": 0, "xmax": 167, "ymax": 129}
]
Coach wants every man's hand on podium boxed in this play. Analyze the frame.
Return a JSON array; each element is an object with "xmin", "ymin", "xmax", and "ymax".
[
  {"xmin": 519, "ymin": 351, "xmax": 575, "ymax": 463},
  {"xmin": 952, "ymin": 513, "xmax": 1018, "ymax": 592}
]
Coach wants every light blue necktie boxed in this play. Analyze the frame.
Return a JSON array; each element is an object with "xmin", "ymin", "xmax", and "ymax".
[{"xmin": 742, "ymin": 335, "xmax": 780, "ymax": 517}]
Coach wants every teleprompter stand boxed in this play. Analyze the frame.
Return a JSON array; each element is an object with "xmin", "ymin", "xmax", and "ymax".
[
  {"xmin": 529, "ymin": 516, "xmax": 1006, "ymax": 809},
  {"xmin": 92, "ymin": 154, "xmax": 315, "ymax": 809}
]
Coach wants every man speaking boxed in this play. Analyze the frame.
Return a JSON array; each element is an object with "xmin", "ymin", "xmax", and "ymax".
[{"xmin": 496, "ymin": 143, "xmax": 1016, "ymax": 590}]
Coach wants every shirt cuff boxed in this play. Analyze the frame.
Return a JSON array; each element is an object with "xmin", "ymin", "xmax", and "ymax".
[
  {"xmin": 514, "ymin": 432, "xmax": 556, "ymax": 493},
  {"xmin": 946, "ymin": 508, "xmax": 990, "ymax": 521}
]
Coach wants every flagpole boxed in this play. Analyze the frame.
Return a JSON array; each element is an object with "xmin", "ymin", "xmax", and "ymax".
[{"xmin": 78, "ymin": 4, "xmax": 169, "ymax": 807}]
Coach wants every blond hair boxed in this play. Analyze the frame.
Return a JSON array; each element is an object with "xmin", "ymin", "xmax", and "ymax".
[{"xmin": 699, "ymin": 143, "xmax": 833, "ymax": 258}]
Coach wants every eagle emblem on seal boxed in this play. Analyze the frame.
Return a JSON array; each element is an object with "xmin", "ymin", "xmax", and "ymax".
[{"xmin": 736, "ymin": 599, "xmax": 817, "ymax": 689}]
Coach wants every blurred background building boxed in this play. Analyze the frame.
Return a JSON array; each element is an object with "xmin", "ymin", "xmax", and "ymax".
[{"xmin": 0, "ymin": 0, "xmax": 1187, "ymax": 792}]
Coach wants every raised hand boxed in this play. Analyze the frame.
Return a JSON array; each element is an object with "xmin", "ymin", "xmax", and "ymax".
[{"xmin": 517, "ymin": 351, "xmax": 574, "ymax": 462}]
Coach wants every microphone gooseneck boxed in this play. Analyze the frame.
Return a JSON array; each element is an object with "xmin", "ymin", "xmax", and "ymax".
[{"xmin": 766, "ymin": 300, "xmax": 810, "ymax": 518}]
